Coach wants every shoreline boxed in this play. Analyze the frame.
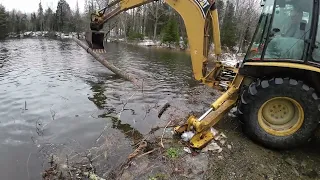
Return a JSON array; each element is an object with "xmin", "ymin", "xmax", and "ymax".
[{"xmin": 108, "ymin": 38, "xmax": 190, "ymax": 54}]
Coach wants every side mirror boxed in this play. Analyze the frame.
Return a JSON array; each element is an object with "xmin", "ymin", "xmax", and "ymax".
[{"xmin": 300, "ymin": 22, "xmax": 306, "ymax": 31}]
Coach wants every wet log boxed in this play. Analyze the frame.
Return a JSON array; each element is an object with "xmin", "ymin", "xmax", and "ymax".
[{"xmin": 73, "ymin": 37, "xmax": 142, "ymax": 88}]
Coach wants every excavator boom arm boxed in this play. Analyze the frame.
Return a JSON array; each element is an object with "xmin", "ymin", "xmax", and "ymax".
[
  {"xmin": 89, "ymin": 0, "xmax": 241, "ymax": 149},
  {"xmin": 90, "ymin": 0, "xmax": 154, "ymax": 31},
  {"xmin": 91, "ymin": 0, "xmax": 224, "ymax": 82}
]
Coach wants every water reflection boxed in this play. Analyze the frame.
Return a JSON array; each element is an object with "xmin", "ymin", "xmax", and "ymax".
[
  {"xmin": 0, "ymin": 38, "xmax": 200, "ymax": 179},
  {"xmin": 102, "ymin": 43, "xmax": 198, "ymax": 89},
  {"xmin": 98, "ymin": 113, "xmax": 143, "ymax": 143},
  {"xmin": 86, "ymin": 77, "xmax": 143, "ymax": 143},
  {"xmin": 58, "ymin": 39, "xmax": 73, "ymax": 51}
]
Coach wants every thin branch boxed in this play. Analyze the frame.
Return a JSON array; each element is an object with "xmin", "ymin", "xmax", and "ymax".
[
  {"xmin": 95, "ymin": 125, "xmax": 109, "ymax": 142},
  {"xmin": 160, "ymin": 120, "xmax": 172, "ymax": 148},
  {"xmin": 24, "ymin": 101, "xmax": 28, "ymax": 110},
  {"xmin": 136, "ymin": 148, "xmax": 159, "ymax": 159},
  {"xmin": 27, "ymin": 152, "xmax": 32, "ymax": 179}
]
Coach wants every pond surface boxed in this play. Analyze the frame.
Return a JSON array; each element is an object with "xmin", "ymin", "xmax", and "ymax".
[{"xmin": 0, "ymin": 38, "xmax": 202, "ymax": 179}]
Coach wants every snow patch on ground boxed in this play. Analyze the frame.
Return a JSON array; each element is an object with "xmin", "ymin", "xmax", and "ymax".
[
  {"xmin": 220, "ymin": 53, "xmax": 241, "ymax": 67},
  {"xmin": 137, "ymin": 39, "xmax": 160, "ymax": 46},
  {"xmin": 7, "ymin": 31, "xmax": 84, "ymax": 39},
  {"xmin": 209, "ymin": 52, "xmax": 245, "ymax": 67}
]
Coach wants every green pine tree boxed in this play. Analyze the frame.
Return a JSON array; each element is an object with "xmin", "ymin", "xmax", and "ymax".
[
  {"xmin": 0, "ymin": 5, "xmax": 7, "ymax": 39},
  {"xmin": 38, "ymin": 1, "xmax": 44, "ymax": 31},
  {"xmin": 15, "ymin": 14, "xmax": 21, "ymax": 33},
  {"xmin": 74, "ymin": 0, "xmax": 82, "ymax": 33},
  {"xmin": 221, "ymin": 1, "xmax": 237, "ymax": 49},
  {"xmin": 216, "ymin": 0, "xmax": 225, "ymax": 26},
  {"xmin": 242, "ymin": 26, "xmax": 251, "ymax": 52},
  {"xmin": 44, "ymin": 7, "xmax": 54, "ymax": 31},
  {"xmin": 31, "ymin": 13, "xmax": 37, "ymax": 31},
  {"xmin": 162, "ymin": 17, "xmax": 179, "ymax": 47},
  {"xmin": 56, "ymin": 0, "xmax": 72, "ymax": 32},
  {"xmin": 20, "ymin": 14, "xmax": 28, "ymax": 33}
]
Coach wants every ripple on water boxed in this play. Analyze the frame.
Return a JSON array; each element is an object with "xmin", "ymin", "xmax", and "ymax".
[{"xmin": 0, "ymin": 39, "xmax": 200, "ymax": 179}]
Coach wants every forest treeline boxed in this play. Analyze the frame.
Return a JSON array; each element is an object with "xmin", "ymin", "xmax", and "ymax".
[{"xmin": 0, "ymin": 0, "xmax": 260, "ymax": 52}]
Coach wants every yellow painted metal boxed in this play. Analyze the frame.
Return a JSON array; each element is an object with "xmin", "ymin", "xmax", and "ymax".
[
  {"xmin": 211, "ymin": 74, "xmax": 243, "ymax": 110},
  {"xmin": 258, "ymin": 97, "xmax": 304, "ymax": 136},
  {"xmin": 92, "ymin": 0, "xmax": 227, "ymax": 87},
  {"xmin": 91, "ymin": 1, "xmax": 244, "ymax": 148},
  {"xmin": 175, "ymin": 74, "xmax": 244, "ymax": 137},
  {"xmin": 211, "ymin": 9, "xmax": 222, "ymax": 56},
  {"xmin": 190, "ymin": 129, "xmax": 214, "ymax": 149},
  {"xmin": 174, "ymin": 124, "xmax": 188, "ymax": 134},
  {"xmin": 211, "ymin": 86, "xmax": 237, "ymax": 110},
  {"xmin": 196, "ymin": 99, "xmax": 237, "ymax": 133},
  {"xmin": 244, "ymin": 62, "xmax": 320, "ymax": 74},
  {"xmin": 120, "ymin": 0, "xmax": 154, "ymax": 10},
  {"xmin": 174, "ymin": 98, "xmax": 237, "ymax": 136},
  {"xmin": 186, "ymin": 115, "xmax": 198, "ymax": 131},
  {"xmin": 165, "ymin": 0, "xmax": 207, "ymax": 80}
]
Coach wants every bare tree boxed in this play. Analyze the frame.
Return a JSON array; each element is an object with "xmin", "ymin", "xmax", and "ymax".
[
  {"xmin": 146, "ymin": 0, "xmax": 166, "ymax": 40},
  {"xmin": 234, "ymin": 0, "xmax": 260, "ymax": 52}
]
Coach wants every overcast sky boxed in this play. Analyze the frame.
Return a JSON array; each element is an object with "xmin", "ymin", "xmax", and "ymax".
[{"xmin": 0, "ymin": 0, "xmax": 85, "ymax": 13}]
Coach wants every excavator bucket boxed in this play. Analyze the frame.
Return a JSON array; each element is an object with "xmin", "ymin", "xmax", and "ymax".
[{"xmin": 85, "ymin": 31, "xmax": 106, "ymax": 53}]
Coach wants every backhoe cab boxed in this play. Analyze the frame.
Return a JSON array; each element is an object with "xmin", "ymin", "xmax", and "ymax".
[{"xmin": 88, "ymin": 0, "xmax": 320, "ymax": 150}]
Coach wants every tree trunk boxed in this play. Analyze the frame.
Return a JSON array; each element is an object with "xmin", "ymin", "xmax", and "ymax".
[
  {"xmin": 122, "ymin": 15, "xmax": 127, "ymax": 41},
  {"xmin": 143, "ymin": 5, "xmax": 147, "ymax": 36},
  {"xmin": 153, "ymin": 3, "xmax": 159, "ymax": 40},
  {"xmin": 132, "ymin": 9, "xmax": 135, "ymax": 32},
  {"xmin": 153, "ymin": 19, "xmax": 158, "ymax": 40},
  {"xmin": 73, "ymin": 37, "xmax": 142, "ymax": 88}
]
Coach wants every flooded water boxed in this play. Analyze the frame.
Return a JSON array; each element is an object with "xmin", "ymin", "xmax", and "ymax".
[{"xmin": 0, "ymin": 38, "xmax": 202, "ymax": 179}]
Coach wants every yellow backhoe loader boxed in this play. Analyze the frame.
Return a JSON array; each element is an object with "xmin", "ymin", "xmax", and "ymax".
[{"xmin": 88, "ymin": 0, "xmax": 320, "ymax": 150}]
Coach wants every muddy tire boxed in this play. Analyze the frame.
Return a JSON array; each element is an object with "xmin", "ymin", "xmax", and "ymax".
[{"xmin": 238, "ymin": 77, "xmax": 320, "ymax": 149}]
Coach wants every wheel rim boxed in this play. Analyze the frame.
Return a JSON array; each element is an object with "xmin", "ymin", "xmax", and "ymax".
[{"xmin": 258, "ymin": 97, "xmax": 304, "ymax": 136}]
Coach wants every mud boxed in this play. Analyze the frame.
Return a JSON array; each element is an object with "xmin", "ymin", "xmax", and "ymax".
[
  {"xmin": 118, "ymin": 86, "xmax": 320, "ymax": 180},
  {"xmin": 44, "ymin": 85, "xmax": 320, "ymax": 180}
]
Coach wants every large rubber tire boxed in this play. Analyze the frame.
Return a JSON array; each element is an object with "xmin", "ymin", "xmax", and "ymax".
[{"xmin": 238, "ymin": 77, "xmax": 320, "ymax": 149}]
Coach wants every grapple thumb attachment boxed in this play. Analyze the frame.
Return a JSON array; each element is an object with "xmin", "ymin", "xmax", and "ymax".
[{"xmin": 85, "ymin": 31, "xmax": 106, "ymax": 53}]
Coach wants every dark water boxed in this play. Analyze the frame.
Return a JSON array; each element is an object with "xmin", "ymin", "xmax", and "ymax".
[{"xmin": 0, "ymin": 39, "xmax": 200, "ymax": 179}]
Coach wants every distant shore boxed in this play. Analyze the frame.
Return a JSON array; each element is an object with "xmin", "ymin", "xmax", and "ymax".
[
  {"xmin": 107, "ymin": 37, "xmax": 189, "ymax": 53},
  {"xmin": 6, "ymin": 31, "xmax": 84, "ymax": 39}
]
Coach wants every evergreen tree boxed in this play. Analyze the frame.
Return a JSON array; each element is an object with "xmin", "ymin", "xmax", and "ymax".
[
  {"xmin": 20, "ymin": 14, "xmax": 28, "ymax": 32},
  {"xmin": 31, "ymin": 13, "xmax": 37, "ymax": 31},
  {"xmin": 15, "ymin": 14, "xmax": 21, "ymax": 33},
  {"xmin": 0, "ymin": 5, "xmax": 7, "ymax": 39},
  {"xmin": 216, "ymin": 0, "xmax": 224, "ymax": 26},
  {"xmin": 56, "ymin": 0, "xmax": 72, "ymax": 32},
  {"xmin": 242, "ymin": 26, "xmax": 251, "ymax": 51},
  {"xmin": 44, "ymin": 7, "xmax": 54, "ymax": 31},
  {"xmin": 9, "ymin": 10, "xmax": 16, "ymax": 33},
  {"xmin": 38, "ymin": 1, "xmax": 44, "ymax": 31},
  {"xmin": 221, "ymin": 1, "xmax": 237, "ymax": 49},
  {"xmin": 161, "ymin": 17, "xmax": 179, "ymax": 47},
  {"xmin": 74, "ymin": 0, "xmax": 82, "ymax": 33}
]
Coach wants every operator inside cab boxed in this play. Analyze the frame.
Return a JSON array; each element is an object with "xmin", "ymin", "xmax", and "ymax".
[{"xmin": 282, "ymin": 7, "xmax": 304, "ymax": 38}]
